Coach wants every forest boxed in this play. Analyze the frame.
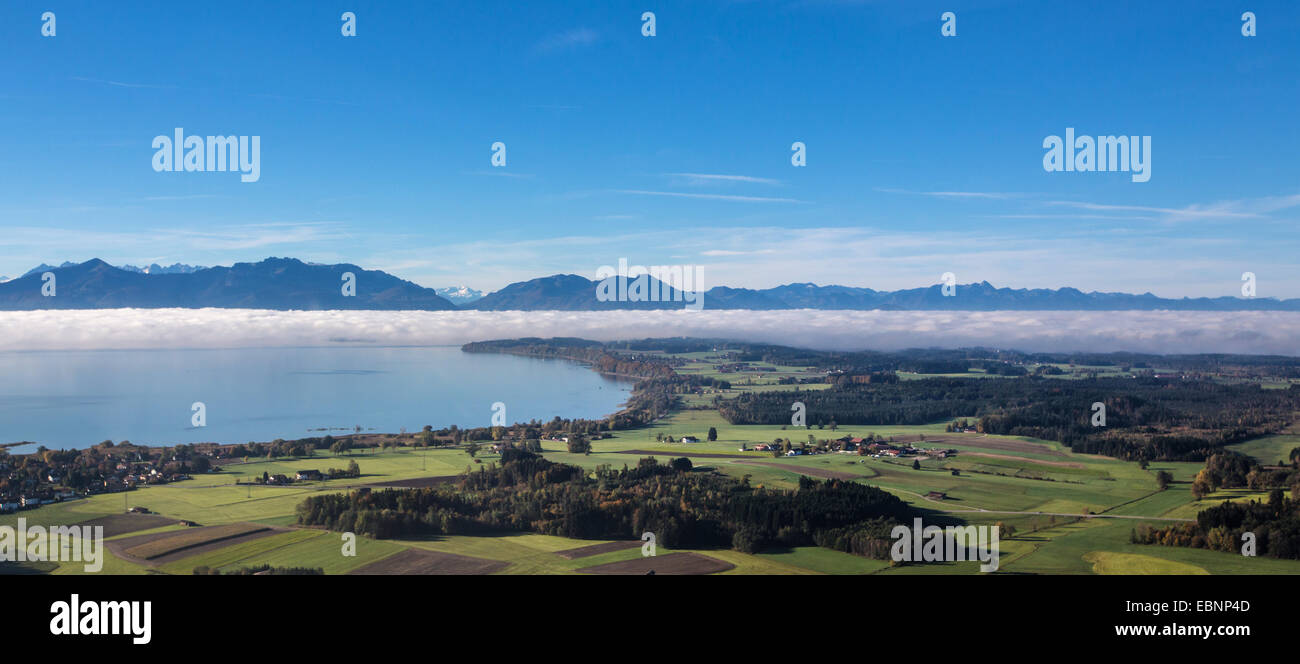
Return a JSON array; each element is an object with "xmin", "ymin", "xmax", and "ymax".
[
  {"xmin": 1135, "ymin": 490, "xmax": 1300, "ymax": 559},
  {"xmin": 560, "ymin": 338, "xmax": 1300, "ymax": 377},
  {"xmin": 1133, "ymin": 449, "xmax": 1300, "ymax": 559},
  {"xmin": 718, "ymin": 377, "xmax": 1300, "ymax": 460},
  {"xmin": 295, "ymin": 449, "xmax": 916, "ymax": 556}
]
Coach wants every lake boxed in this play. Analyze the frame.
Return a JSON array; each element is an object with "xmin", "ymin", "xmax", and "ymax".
[{"xmin": 0, "ymin": 346, "xmax": 632, "ymax": 452}]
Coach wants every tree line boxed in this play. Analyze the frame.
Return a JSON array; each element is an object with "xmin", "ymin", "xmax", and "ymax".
[{"xmin": 718, "ymin": 376, "xmax": 1300, "ymax": 461}]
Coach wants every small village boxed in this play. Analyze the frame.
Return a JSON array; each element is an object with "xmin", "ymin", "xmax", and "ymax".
[
  {"xmin": 735, "ymin": 435, "xmax": 958, "ymax": 461},
  {"xmin": 0, "ymin": 442, "xmax": 213, "ymax": 514}
]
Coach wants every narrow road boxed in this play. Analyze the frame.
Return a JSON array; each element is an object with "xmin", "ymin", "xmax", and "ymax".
[{"xmin": 930, "ymin": 508, "xmax": 1192, "ymax": 522}]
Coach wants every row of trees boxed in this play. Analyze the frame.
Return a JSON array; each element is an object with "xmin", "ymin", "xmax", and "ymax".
[
  {"xmin": 1137, "ymin": 450, "xmax": 1300, "ymax": 558},
  {"xmin": 688, "ymin": 342, "xmax": 1300, "ymax": 378},
  {"xmin": 1189, "ymin": 452, "xmax": 1300, "ymax": 499},
  {"xmin": 192, "ymin": 564, "xmax": 323, "ymax": 575},
  {"xmin": 1135, "ymin": 489, "xmax": 1300, "ymax": 559}
]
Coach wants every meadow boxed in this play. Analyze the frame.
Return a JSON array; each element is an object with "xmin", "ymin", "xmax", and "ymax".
[{"xmin": 6, "ymin": 353, "xmax": 1298, "ymax": 576}]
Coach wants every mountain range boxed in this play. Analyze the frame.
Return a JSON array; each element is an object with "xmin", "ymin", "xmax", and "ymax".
[
  {"xmin": 19, "ymin": 261, "xmax": 207, "ymax": 278},
  {"xmin": 2, "ymin": 257, "xmax": 1297, "ymax": 312},
  {"xmin": 0, "ymin": 258, "xmax": 456, "ymax": 310},
  {"xmin": 435, "ymin": 285, "xmax": 485, "ymax": 305}
]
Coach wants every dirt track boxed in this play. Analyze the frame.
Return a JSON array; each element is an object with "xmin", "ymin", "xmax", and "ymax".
[
  {"xmin": 617, "ymin": 449, "xmax": 754, "ymax": 459},
  {"xmin": 959, "ymin": 451, "xmax": 1085, "ymax": 468},
  {"xmin": 732, "ymin": 460, "xmax": 860, "ymax": 480},
  {"xmin": 555, "ymin": 540, "xmax": 642, "ymax": 560},
  {"xmin": 578, "ymin": 552, "xmax": 735, "ymax": 575},
  {"xmin": 106, "ymin": 523, "xmax": 283, "ymax": 566},
  {"xmin": 77, "ymin": 513, "xmax": 178, "ymax": 538},
  {"xmin": 921, "ymin": 435, "xmax": 1069, "ymax": 457},
  {"xmin": 348, "ymin": 548, "xmax": 508, "ymax": 575}
]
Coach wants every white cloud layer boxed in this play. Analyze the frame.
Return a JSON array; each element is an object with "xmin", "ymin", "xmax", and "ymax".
[{"xmin": 0, "ymin": 309, "xmax": 1296, "ymax": 356}]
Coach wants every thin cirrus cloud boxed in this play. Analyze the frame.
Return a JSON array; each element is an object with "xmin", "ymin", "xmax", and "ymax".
[
  {"xmin": 699, "ymin": 249, "xmax": 776, "ymax": 257},
  {"xmin": 667, "ymin": 173, "xmax": 782, "ymax": 186},
  {"xmin": 1045, "ymin": 194, "xmax": 1300, "ymax": 222},
  {"xmin": 1044, "ymin": 200, "xmax": 1261, "ymax": 221},
  {"xmin": 0, "ymin": 309, "xmax": 1295, "ymax": 356},
  {"xmin": 466, "ymin": 170, "xmax": 535, "ymax": 179},
  {"xmin": 613, "ymin": 189, "xmax": 805, "ymax": 203},
  {"xmin": 878, "ymin": 185, "xmax": 1300, "ymax": 224},
  {"xmin": 69, "ymin": 76, "xmax": 178, "ymax": 90},
  {"xmin": 876, "ymin": 187, "xmax": 1020, "ymax": 200},
  {"xmin": 0, "ymin": 223, "xmax": 347, "ymax": 260},
  {"xmin": 534, "ymin": 27, "xmax": 600, "ymax": 53}
]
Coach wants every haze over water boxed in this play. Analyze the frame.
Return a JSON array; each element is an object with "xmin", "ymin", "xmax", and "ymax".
[{"xmin": 0, "ymin": 346, "xmax": 632, "ymax": 452}]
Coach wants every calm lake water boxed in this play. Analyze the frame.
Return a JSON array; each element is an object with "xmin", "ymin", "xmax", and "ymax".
[{"xmin": 0, "ymin": 346, "xmax": 632, "ymax": 452}]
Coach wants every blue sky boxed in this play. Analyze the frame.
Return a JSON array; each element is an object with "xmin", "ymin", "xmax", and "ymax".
[{"xmin": 0, "ymin": 0, "xmax": 1297, "ymax": 297}]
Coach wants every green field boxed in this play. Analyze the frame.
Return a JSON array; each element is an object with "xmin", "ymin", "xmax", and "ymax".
[
  {"xmin": 123, "ymin": 523, "xmax": 268, "ymax": 560},
  {"xmin": 1227, "ymin": 434, "xmax": 1300, "ymax": 466},
  {"xmin": 8, "ymin": 351, "xmax": 1300, "ymax": 576}
]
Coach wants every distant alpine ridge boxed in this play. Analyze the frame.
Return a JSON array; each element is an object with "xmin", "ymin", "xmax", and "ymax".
[
  {"xmin": 0, "ymin": 258, "xmax": 455, "ymax": 310},
  {"xmin": 435, "ymin": 285, "xmax": 485, "ymax": 305},
  {"xmin": 21, "ymin": 261, "xmax": 206, "ymax": 278},
  {"xmin": 118, "ymin": 262, "xmax": 207, "ymax": 275},
  {"xmin": 1, "ymin": 258, "xmax": 1297, "ymax": 311},
  {"xmin": 462, "ymin": 274, "xmax": 1300, "ymax": 311}
]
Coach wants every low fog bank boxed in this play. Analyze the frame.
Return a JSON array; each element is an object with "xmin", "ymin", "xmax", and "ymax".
[{"xmin": 0, "ymin": 308, "xmax": 1293, "ymax": 355}]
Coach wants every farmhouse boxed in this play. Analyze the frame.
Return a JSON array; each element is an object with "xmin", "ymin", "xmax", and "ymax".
[
  {"xmin": 295, "ymin": 469, "xmax": 324, "ymax": 481},
  {"xmin": 680, "ymin": 436, "xmax": 700, "ymax": 444}
]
